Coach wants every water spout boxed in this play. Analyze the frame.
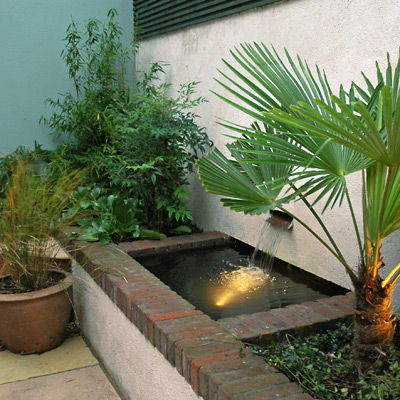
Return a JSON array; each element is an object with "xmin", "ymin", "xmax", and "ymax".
[{"xmin": 266, "ymin": 210, "xmax": 293, "ymax": 230}]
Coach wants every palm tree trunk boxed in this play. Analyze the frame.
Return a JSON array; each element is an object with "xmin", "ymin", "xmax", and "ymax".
[{"xmin": 353, "ymin": 264, "xmax": 396, "ymax": 372}]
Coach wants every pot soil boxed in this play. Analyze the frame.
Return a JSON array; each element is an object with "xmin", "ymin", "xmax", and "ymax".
[{"xmin": 0, "ymin": 270, "xmax": 73, "ymax": 354}]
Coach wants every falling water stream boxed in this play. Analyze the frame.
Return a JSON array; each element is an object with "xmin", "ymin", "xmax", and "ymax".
[
  {"xmin": 250, "ymin": 221, "xmax": 285, "ymax": 274},
  {"xmin": 137, "ymin": 220, "xmax": 343, "ymax": 320}
]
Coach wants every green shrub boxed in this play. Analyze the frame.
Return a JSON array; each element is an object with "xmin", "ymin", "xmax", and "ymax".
[{"xmin": 40, "ymin": 10, "xmax": 211, "ymax": 238}]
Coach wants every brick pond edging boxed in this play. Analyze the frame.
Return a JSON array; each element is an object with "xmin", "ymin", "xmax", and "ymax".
[{"xmin": 68, "ymin": 231, "xmax": 355, "ymax": 400}]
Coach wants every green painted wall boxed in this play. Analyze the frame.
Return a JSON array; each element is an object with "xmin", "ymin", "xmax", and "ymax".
[{"xmin": 0, "ymin": 1, "xmax": 133, "ymax": 155}]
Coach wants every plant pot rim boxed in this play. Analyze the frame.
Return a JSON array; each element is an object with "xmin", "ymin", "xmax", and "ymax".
[{"xmin": 0, "ymin": 270, "xmax": 73, "ymax": 302}]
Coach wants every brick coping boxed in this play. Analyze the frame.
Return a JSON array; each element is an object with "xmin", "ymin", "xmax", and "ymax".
[{"xmin": 68, "ymin": 231, "xmax": 355, "ymax": 400}]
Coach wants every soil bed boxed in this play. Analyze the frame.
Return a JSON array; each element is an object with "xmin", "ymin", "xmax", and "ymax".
[{"xmin": 0, "ymin": 270, "xmax": 68, "ymax": 294}]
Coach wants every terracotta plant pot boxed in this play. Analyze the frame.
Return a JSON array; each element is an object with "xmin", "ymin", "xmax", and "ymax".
[{"xmin": 0, "ymin": 271, "xmax": 73, "ymax": 354}]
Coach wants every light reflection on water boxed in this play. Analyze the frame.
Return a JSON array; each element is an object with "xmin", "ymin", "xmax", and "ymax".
[{"xmin": 215, "ymin": 264, "xmax": 271, "ymax": 306}]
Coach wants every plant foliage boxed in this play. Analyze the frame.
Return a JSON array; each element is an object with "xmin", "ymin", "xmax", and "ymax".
[
  {"xmin": 39, "ymin": 10, "xmax": 211, "ymax": 238},
  {"xmin": 0, "ymin": 160, "xmax": 85, "ymax": 291},
  {"xmin": 249, "ymin": 324, "xmax": 400, "ymax": 399},
  {"xmin": 197, "ymin": 43, "xmax": 400, "ymax": 366}
]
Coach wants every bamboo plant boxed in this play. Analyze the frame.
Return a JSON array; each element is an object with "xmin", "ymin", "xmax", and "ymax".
[{"xmin": 197, "ymin": 43, "xmax": 400, "ymax": 370}]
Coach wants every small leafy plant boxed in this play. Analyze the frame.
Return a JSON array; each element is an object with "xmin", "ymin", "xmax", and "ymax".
[
  {"xmin": 69, "ymin": 186, "xmax": 140, "ymax": 244},
  {"xmin": 249, "ymin": 324, "xmax": 400, "ymax": 399}
]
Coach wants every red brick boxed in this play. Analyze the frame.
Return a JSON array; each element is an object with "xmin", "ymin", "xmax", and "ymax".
[
  {"xmin": 160, "ymin": 237, "xmax": 181, "ymax": 251},
  {"xmin": 317, "ymin": 296, "xmax": 354, "ymax": 316},
  {"xmin": 237, "ymin": 313, "xmax": 294, "ymax": 341},
  {"xmin": 124, "ymin": 282, "xmax": 168, "ymax": 293},
  {"xmin": 115, "ymin": 285, "xmax": 128, "ymax": 315},
  {"xmin": 143, "ymin": 240, "xmax": 168, "ymax": 253},
  {"xmin": 230, "ymin": 382, "xmax": 309, "ymax": 400},
  {"xmin": 199, "ymin": 356, "xmax": 273, "ymax": 399},
  {"xmin": 118, "ymin": 241, "xmax": 142, "ymax": 254},
  {"xmin": 191, "ymin": 349, "xmax": 252, "ymax": 394},
  {"xmin": 174, "ymin": 339, "xmax": 238, "ymax": 377},
  {"xmin": 169, "ymin": 326, "xmax": 228, "ymax": 343},
  {"xmin": 218, "ymin": 317, "xmax": 259, "ymax": 340},
  {"xmin": 268, "ymin": 307, "xmax": 315, "ymax": 329},
  {"xmin": 167, "ymin": 329, "xmax": 233, "ymax": 368},
  {"xmin": 130, "ymin": 288, "xmax": 172, "ymax": 300},
  {"xmin": 286, "ymin": 304, "xmax": 329, "ymax": 325},
  {"xmin": 335, "ymin": 294, "xmax": 355, "ymax": 308},
  {"xmin": 168, "ymin": 236, "xmax": 194, "ymax": 249},
  {"xmin": 134, "ymin": 241, "xmax": 153, "ymax": 250},
  {"xmin": 155, "ymin": 315, "xmax": 214, "ymax": 356},
  {"xmin": 133, "ymin": 293, "xmax": 184, "ymax": 307},
  {"xmin": 218, "ymin": 374, "xmax": 290, "ymax": 400},
  {"xmin": 135, "ymin": 299, "xmax": 196, "ymax": 334},
  {"xmin": 147, "ymin": 310, "xmax": 204, "ymax": 345},
  {"xmin": 195, "ymin": 231, "xmax": 231, "ymax": 246},
  {"xmin": 302, "ymin": 301, "xmax": 343, "ymax": 321}
]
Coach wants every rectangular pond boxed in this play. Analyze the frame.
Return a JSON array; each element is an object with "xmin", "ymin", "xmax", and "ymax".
[{"xmin": 135, "ymin": 240, "xmax": 346, "ymax": 320}]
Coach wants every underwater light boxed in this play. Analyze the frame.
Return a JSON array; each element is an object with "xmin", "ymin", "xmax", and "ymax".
[{"xmin": 215, "ymin": 266, "xmax": 270, "ymax": 306}]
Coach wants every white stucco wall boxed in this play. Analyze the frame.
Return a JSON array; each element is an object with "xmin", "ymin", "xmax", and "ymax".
[{"xmin": 135, "ymin": 0, "xmax": 400, "ymax": 311}]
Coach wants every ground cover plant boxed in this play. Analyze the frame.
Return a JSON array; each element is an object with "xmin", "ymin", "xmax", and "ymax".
[
  {"xmin": 197, "ymin": 44, "xmax": 400, "ymax": 371},
  {"xmin": 0, "ymin": 9, "xmax": 211, "ymax": 243},
  {"xmin": 249, "ymin": 324, "xmax": 400, "ymax": 399}
]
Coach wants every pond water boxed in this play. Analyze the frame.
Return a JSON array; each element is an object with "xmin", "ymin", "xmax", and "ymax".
[{"xmin": 136, "ymin": 241, "xmax": 346, "ymax": 320}]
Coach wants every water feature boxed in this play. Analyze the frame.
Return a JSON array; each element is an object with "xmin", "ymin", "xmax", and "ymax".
[
  {"xmin": 136, "ymin": 235, "xmax": 345, "ymax": 320},
  {"xmin": 250, "ymin": 219, "xmax": 285, "ymax": 275}
]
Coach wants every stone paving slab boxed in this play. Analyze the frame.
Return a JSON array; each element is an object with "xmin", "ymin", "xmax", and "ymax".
[
  {"xmin": 0, "ymin": 365, "xmax": 120, "ymax": 400},
  {"xmin": 0, "ymin": 336, "xmax": 98, "ymax": 385}
]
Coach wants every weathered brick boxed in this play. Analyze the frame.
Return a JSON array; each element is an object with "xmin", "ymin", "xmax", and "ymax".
[
  {"xmin": 269, "ymin": 307, "xmax": 315, "ymax": 329},
  {"xmin": 168, "ymin": 235, "xmax": 194, "ymax": 249},
  {"xmin": 143, "ymin": 240, "xmax": 168, "ymax": 253},
  {"xmin": 236, "ymin": 312, "xmax": 294, "ymax": 343},
  {"xmin": 218, "ymin": 374, "xmax": 290, "ymax": 400},
  {"xmin": 147, "ymin": 310, "xmax": 204, "ymax": 345},
  {"xmin": 167, "ymin": 328, "xmax": 233, "ymax": 368},
  {"xmin": 196, "ymin": 231, "xmax": 231, "ymax": 245},
  {"xmin": 317, "ymin": 296, "xmax": 354, "ymax": 317},
  {"xmin": 218, "ymin": 317, "xmax": 259, "ymax": 341},
  {"xmin": 230, "ymin": 382, "xmax": 309, "ymax": 400},
  {"xmin": 302, "ymin": 300, "xmax": 343, "ymax": 321},
  {"xmin": 283, "ymin": 304, "xmax": 331, "ymax": 336},
  {"xmin": 135, "ymin": 298, "xmax": 196, "ymax": 334},
  {"xmin": 335, "ymin": 294, "xmax": 355, "ymax": 308},
  {"xmin": 199, "ymin": 356, "xmax": 273, "ymax": 400},
  {"xmin": 117, "ymin": 241, "xmax": 142, "ymax": 254},
  {"xmin": 155, "ymin": 315, "xmax": 214, "ymax": 357},
  {"xmin": 174, "ymin": 338, "xmax": 239, "ymax": 377},
  {"xmin": 159, "ymin": 237, "xmax": 179, "ymax": 246},
  {"xmin": 254, "ymin": 311, "xmax": 295, "ymax": 332},
  {"xmin": 130, "ymin": 288, "xmax": 172, "ymax": 300},
  {"xmin": 191, "ymin": 349, "xmax": 252, "ymax": 395}
]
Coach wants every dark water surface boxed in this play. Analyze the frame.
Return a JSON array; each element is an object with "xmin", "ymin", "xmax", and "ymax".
[{"xmin": 136, "ymin": 242, "xmax": 346, "ymax": 320}]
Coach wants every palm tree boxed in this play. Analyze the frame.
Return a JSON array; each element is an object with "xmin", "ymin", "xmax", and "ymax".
[{"xmin": 197, "ymin": 43, "xmax": 400, "ymax": 371}]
